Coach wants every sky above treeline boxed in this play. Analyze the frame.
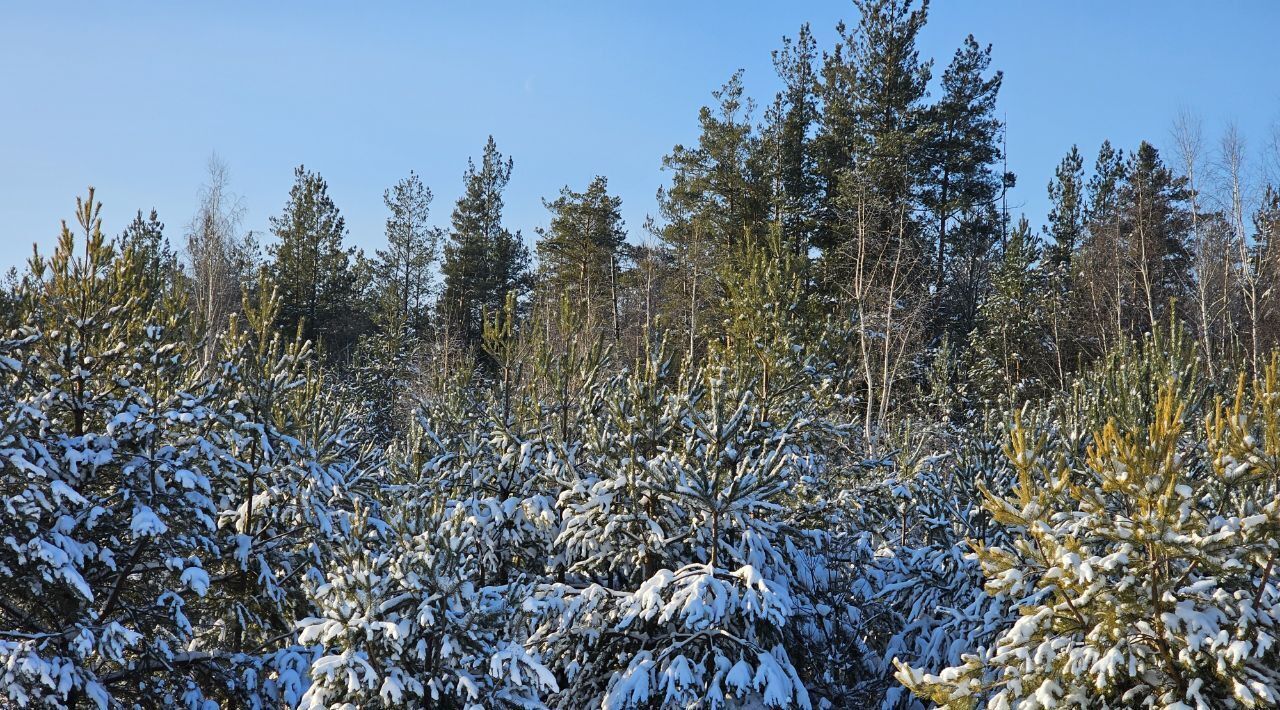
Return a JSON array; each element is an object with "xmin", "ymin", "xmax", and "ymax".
[{"xmin": 1, "ymin": 1, "xmax": 1277, "ymax": 271}]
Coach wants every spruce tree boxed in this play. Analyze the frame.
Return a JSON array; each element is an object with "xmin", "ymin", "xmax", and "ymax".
[
  {"xmin": 1075, "ymin": 140, "xmax": 1128, "ymax": 354},
  {"xmin": 969, "ymin": 217, "xmax": 1051, "ymax": 399},
  {"xmin": 440, "ymin": 136, "xmax": 530, "ymax": 348},
  {"xmin": 118, "ymin": 208, "xmax": 177, "ymax": 300},
  {"xmin": 1041, "ymin": 146, "xmax": 1088, "ymax": 386},
  {"xmin": 1251, "ymin": 186, "xmax": 1280, "ymax": 354},
  {"xmin": 1120, "ymin": 141, "xmax": 1192, "ymax": 334}
]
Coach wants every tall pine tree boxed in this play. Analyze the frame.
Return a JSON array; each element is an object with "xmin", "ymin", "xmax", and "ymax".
[
  {"xmin": 762, "ymin": 24, "xmax": 821, "ymax": 256},
  {"xmin": 268, "ymin": 165, "xmax": 360, "ymax": 357},
  {"xmin": 815, "ymin": 0, "xmax": 934, "ymax": 443},
  {"xmin": 535, "ymin": 175, "xmax": 627, "ymax": 340},
  {"xmin": 440, "ymin": 136, "xmax": 530, "ymax": 349},
  {"xmin": 374, "ymin": 170, "xmax": 439, "ymax": 335},
  {"xmin": 816, "ymin": 0, "xmax": 932, "ymax": 280},
  {"xmin": 658, "ymin": 71, "xmax": 768, "ymax": 360},
  {"xmin": 922, "ymin": 34, "xmax": 1008, "ymax": 336}
]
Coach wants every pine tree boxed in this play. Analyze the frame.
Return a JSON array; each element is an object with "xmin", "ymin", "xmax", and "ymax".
[
  {"xmin": 374, "ymin": 170, "xmax": 439, "ymax": 335},
  {"xmin": 298, "ymin": 500, "xmax": 559, "ymax": 708},
  {"xmin": 813, "ymin": 0, "xmax": 935, "ymax": 445},
  {"xmin": 762, "ymin": 24, "xmax": 821, "ymax": 256},
  {"xmin": 535, "ymin": 175, "xmax": 627, "ymax": 340},
  {"xmin": 593, "ymin": 230, "xmax": 672, "ymax": 365},
  {"xmin": 527, "ymin": 325, "xmax": 846, "ymax": 708},
  {"xmin": 1046, "ymin": 145, "xmax": 1086, "ymax": 269},
  {"xmin": 0, "ymin": 191, "xmax": 230, "ymax": 707},
  {"xmin": 659, "ymin": 71, "xmax": 769, "ymax": 361},
  {"xmin": 712, "ymin": 228, "xmax": 822, "ymax": 398},
  {"xmin": 0, "ymin": 267, "xmax": 19, "ymax": 331},
  {"xmin": 661, "ymin": 71, "xmax": 767, "ymax": 257},
  {"xmin": 1076, "ymin": 139, "xmax": 1194, "ymax": 345},
  {"xmin": 268, "ymin": 165, "xmax": 361, "ymax": 357},
  {"xmin": 898, "ymin": 347, "xmax": 1280, "ymax": 708},
  {"xmin": 201, "ymin": 272, "xmax": 383, "ymax": 701},
  {"xmin": 440, "ymin": 136, "xmax": 530, "ymax": 349},
  {"xmin": 349, "ymin": 172, "xmax": 439, "ymax": 437},
  {"xmin": 923, "ymin": 34, "xmax": 1008, "ymax": 336},
  {"xmin": 816, "ymin": 0, "xmax": 932, "ymax": 279}
]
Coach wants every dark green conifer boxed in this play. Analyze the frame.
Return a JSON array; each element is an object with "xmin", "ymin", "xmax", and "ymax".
[
  {"xmin": 268, "ymin": 165, "xmax": 360, "ymax": 356},
  {"xmin": 440, "ymin": 137, "xmax": 530, "ymax": 348},
  {"xmin": 375, "ymin": 170, "xmax": 439, "ymax": 336},
  {"xmin": 535, "ymin": 176, "xmax": 626, "ymax": 340},
  {"xmin": 922, "ymin": 35, "xmax": 1008, "ymax": 335},
  {"xmin": 1046, "ymin": 146, "xmax": 1085, "ymax": 269}
]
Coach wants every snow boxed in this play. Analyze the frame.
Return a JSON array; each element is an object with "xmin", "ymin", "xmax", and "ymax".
[
  {"xmin": 181, "ymin": 566, "xmax": 210, "ymax": 596},
  {"xmin": 130, "ymin": 506, "xmax": 169, "ymax": 536},
  {"xmin": 7, "ymin": 232, "xmax": 1280, "ymax": 710}
]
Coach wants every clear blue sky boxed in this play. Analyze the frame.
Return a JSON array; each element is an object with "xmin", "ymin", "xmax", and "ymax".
[{"xmin": 2, "ymin": 1, "xmax": 1278, "ymax": 272}]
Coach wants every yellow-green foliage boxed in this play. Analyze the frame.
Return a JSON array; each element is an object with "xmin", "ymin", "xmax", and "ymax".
[{"xmin": 896, "ymin": 355, "xmax": 1280, "ymax": 709}]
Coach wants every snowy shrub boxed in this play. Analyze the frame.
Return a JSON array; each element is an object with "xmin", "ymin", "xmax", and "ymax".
[
  {"xmin": 896, "ymin": 359, "xmax": 1280, "ymax": 708},
  {"xmin": 297, "ymin": 332, "xmax": 564, "ymax": 708},
  {"xmin": 297, "ymin": 502, "xmax": 558, "ymax": 709},
  {"xmin": 0, "ymin": 200, "xmax": 233, "ymax": 707},
  {"xmin": 0, "ymin": 200, "xmax": 384, "ymax": 708},
  {"xmin": 825, "ymin": 416, "xmax": 1015, "ymax": 708},
  {"xmin": 523, "ymin": 341, "xmax": 842, "ymax": 709}
]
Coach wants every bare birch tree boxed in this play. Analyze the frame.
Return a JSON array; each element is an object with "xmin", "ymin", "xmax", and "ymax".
[
  {"xmin": 1217, "ymin": 125, "xmax": 1260, "ymax": 373},
  {"xmin": 186, "ymin": 154, "xmax": 249, "ymax": 361},
  {"xmin": 1173, "ymin": 111, "xmax": 1225, "ymax": 379},
  {"xmin": 838, "ymin": 167, "xmax": 927, "ymax": 451}
]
